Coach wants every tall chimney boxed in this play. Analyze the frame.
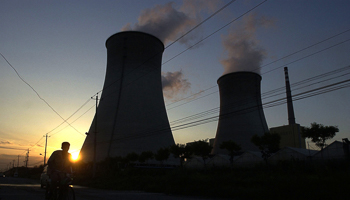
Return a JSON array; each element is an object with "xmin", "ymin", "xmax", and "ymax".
[
  {"xmin": 284, "ymin": 67, "xmax": 296, "ymax": 125},
  {"xmin": 80, "ymin": 31, "xmax": 175, "ymax": 162},
  {"xmin": 212, "ymin": 72, "xmax": 269, "ymax": 154}
]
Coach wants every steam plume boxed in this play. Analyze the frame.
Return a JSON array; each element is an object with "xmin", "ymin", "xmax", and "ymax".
[
  {"xmin": 221, "ymin": 13, "xmax": 274, "ymax": 74},
  {"xmin": 162, "ymin": 71, "xmax": 191, "ymax": 101},
  {"xmin": 122, "ymin": 1, "xmax": 222, "ymax": 45}
]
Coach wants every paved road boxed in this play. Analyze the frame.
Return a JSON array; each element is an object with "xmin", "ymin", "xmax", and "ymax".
[{"xmin": 0, "ymin": 177, "xmax": 221, "ymax": 200}]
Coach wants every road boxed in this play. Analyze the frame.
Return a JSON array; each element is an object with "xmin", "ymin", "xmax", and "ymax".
[{"xmin": 0, "ymin": 177, "xmax": 221, "ymax": 200}]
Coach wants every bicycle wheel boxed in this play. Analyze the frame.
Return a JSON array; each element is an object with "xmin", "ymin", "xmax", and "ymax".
[{"xmin": 66, "ymin": 187, "xmax": 75, "ymax": 200}]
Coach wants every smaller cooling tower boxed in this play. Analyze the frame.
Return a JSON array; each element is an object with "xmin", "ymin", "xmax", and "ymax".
[{"xmin": 212, "ymin": 72, "xmax": 269, "ymax": 154}]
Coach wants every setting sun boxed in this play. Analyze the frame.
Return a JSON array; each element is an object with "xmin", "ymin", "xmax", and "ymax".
[{"xmin": 71, "ymin": 152, "xmax": 80, "ymax": 162}]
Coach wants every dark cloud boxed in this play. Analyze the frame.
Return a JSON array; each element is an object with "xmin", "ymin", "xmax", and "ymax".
[
  {"xmin": 0, "ymin": 141, "xmax": 12, "ymax": 145},
  {"xmin": 162, "ymin": 71, "xmax": 191, "ymax": 101},
  {"xmin": 221, "ymin": 13, "xmax": 274, "ymax": 74}
]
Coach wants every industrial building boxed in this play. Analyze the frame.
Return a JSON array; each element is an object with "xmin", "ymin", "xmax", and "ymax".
[
  {"xmin": 80, "ymin": 31, "xmax": 175, "ymax": 162},
  {"xmin": 270, "ymin": 124, "xmax": 306, "ymax": 149},
  {"xmin": 269, "ymin": 67, "xmax": 306, "ymax": 149}
]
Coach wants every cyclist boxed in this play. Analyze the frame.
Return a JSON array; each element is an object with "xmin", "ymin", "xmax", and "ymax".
[{"xmin": 46, "ymin": 142, "xmax": 73, "ymax": 199}]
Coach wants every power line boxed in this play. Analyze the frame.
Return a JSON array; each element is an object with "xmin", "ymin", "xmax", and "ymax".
[
  {"xmin": 49, "ymin": 104, "xmax": 95, "ymax": 137},
  {"xmin": 253, "ymin": 28, "xmax": 350, "ymax": 73},
  {"xmin": 162, "ymin": 0, "xmax": 268, "ymax": 66},
  {"xmin": 168, "ymin": 64, "xmax": 350, "ymax": 123},
  {"xmin": 261, "ymin": 38, "xmax": 350, "ymax": 75},
  {"xmin": 103, "ymin": 64, "xmax": 350, "ymax": 144},
  {"xmin": 166, "ymin": 28, "xmax": 350, "ymax": 110},
  {"xmin": 45, "ymin": 0, "xmax": 269, "ymax": 142},
  {"xmin": 90, "ymin": 0, "xmax": 239, "ymax": 99},
  {"xmin": 91, "ymin": 68, "xmax": 350, "ymax": 146},
  {"xmin": 0, "ymin": 52, "xmax": 85, "ymax": 136},
  {"xmin": 164, "ymin": 0, "xmax": 237, "ymax": 49},
  {"xmin": 90, "ymin": 0, "xmax": 267, "ymax": 105}
]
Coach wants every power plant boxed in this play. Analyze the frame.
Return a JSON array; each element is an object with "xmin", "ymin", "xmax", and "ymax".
[
  {"xmin": 212, "ymin": 72, "xmax": 269, "ymax": 154},
  {"xmin": 80, "ymin": 31, "xmax": 175, "ymax": 162}
]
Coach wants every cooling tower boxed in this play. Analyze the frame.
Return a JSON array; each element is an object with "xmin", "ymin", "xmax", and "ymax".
[
  {"xmin": 80, "ymin": 31, "xmax": 175, "ymax": 162},
  {"xmin": 212, "ymin": 72, "xmax": 269, "ymax": 154}
]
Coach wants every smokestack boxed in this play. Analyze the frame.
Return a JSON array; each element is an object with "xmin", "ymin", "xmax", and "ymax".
[
  {"xmin": 80, "ymin": 31, "xmax": 175, "ymax": 162},
  {"xmin": 284, "ymin": 67, "xmax": 296, "ymax": 125},
  {"xmin": 212, "ymin": 72, "xmax": 269, "ymax": 154}
]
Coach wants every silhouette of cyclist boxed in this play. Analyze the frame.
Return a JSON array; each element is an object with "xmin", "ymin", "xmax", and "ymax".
[{"xmin": 46, "ymin": 142, "xmax": 72, "ymax": 199}]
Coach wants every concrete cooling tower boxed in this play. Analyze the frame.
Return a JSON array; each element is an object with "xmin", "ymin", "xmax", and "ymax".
[
  {"xmin": 212, "ymin": 72, "xmax": 269, "ymax": 155},
  {"xmin": 80, "ymin": 31, "xmax": 175, "ymax": 162}
]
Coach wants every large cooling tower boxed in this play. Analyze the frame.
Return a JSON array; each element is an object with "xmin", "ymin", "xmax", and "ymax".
[
  {"xmin": 80, "ymin": 31, "xmax": 175, "ymax": 162},
  {"xmin": 212, "ymin": 72, "xmax": 269, "ymax": 154}
]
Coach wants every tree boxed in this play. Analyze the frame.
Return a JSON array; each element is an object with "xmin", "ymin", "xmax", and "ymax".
[
  {"xmin": 251, "ymin": 132, "xmax": 281, "ymax": 163},
  {"xmin": 301, "ymin": 122, "xmax": 339, "ymax": 150},
  {"xmin": 220, "ymin": 140, "xmax": 241, "ymax": 166},
  {"xmin": 125, "ymin": 152, "xmax": 139, "ymax": 163},
  {"xmin": 188, "ymin": 139, "xmax": 212, "ymax": 165},
  {"xmin": 138, "ymin": 151, "xmax": 153, "ymax": 164},
  {"xmin": 170, "ymin": 144, "xmax": 187, "ymax": 167},
  {"xmin": 154, "ymin": 147, "xmax": 170, "ymax": 165}
]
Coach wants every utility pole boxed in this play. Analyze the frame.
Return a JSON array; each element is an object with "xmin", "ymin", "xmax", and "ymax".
[
  {"xmin": 91, "ymin": 93, "xmax": 99, "ymax": 178},
  {"xmin": 17, "ymin": 155, "xmax": 19, "ymax": 168},
  {"xmin": 43, "ymin": 133, "xmax": 50, "ymax": 165},
  {"xmin": 12, "ymin": 160, "xmax": 15, "ymax": 169},
  {"xmin": 25, "ymin": 149, "xmax": 29, "ymax": 168}
]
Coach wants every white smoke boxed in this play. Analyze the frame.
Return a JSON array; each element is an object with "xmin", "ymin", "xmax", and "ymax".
[
  {"xmin": 221, "ymin": 13, "xmax": 274, "ymax": 74},
  {"xmin": 122, "ymin": 1, "xmax": 222, "ymax": 46},
  {"xmin": 162, "ymin": 71, "xmax": 191, "ymax": 101}
]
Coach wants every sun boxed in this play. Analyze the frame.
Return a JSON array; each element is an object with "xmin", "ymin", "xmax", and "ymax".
[{"xmin": 71, "ymin": 152, "xmax": 80, "ymax": 162}]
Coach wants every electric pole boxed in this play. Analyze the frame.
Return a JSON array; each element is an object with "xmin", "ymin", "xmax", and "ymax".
[
  {"xmin": 25, "ymin": 149, "xmax": 29, "ymax": 168},
  {"xmin": 43, "ymin": 133, "xmax": 50, "ymax": 165},
  {"xmin": 17, "ymin": 155, "xmax": 19, "ymax": 168}
]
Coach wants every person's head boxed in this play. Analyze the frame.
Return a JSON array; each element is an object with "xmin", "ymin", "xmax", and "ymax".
[{"xmin": 61, "ymin": 142, "xmax": 70, "ymax": 152}]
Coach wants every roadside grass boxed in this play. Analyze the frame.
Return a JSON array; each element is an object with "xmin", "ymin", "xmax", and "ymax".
[{"xmin": 74, "ymin": 160, "xmax": 350, "ymax": 199}]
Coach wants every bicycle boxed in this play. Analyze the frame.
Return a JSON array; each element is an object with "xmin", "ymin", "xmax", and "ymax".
[{"xmin": 46, "ymin": 170, "xmax": 75, "ymax": 200}]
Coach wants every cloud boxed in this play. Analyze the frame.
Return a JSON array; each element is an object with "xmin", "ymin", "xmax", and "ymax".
[
  {"xmin": 0, "ymin": 146, "xmax": 27, "ymax": 150},
  {"xmin": 0, "ymin": 141, "xmax": 13, "ymax": 145},
  {"xmin": 162, "ymin": 71, "xmax": 191, "ymax": 101},
  {"xmin": 122, "ymin": 1, "xmax": 223, "ymax": 46},
  {"xmin": 221, "ymin": 13, "xmax": 274, "ymax": 74}
]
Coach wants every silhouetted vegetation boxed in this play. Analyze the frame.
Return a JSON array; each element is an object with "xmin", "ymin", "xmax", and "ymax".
[
  {"xmin": 138, "ymin": 151, "xmax": 153, "ymax": 163},
  {"xmin": 10, "ymin": 143, "xmax": 350, "ymax": 199},
  {"xmin": 169, "ymin": 143, "xmax": 191, "ymax": 167},
  {"xmin": 251, "ymin": 132, "xmax": 281, "ymax": 163},
  {"xmin": 3, "ymin": 165, "xmax": 44, "ymax": 179},
  {"xmin": 73, "ymin": 159, "xmax": 350, "ymax": 200},
  {"xmin": 187, "ymin": 139, "xmax": 212, "ymax": 165},
  {"xmin": 154, "ymin": 147, "xmax": 170, "ymax": 165},
  {"xmin": 220, "ymin": 140, "xmax": 242, "ymax": 166},
  {"xmin": 301, "ymin": 122, "xmax": 339, "ymax": 150}
]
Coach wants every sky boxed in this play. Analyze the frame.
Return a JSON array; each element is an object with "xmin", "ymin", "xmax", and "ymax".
[{"xmin": 1, "ymin": 0, "xmax": 350, "ymax": 170}]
